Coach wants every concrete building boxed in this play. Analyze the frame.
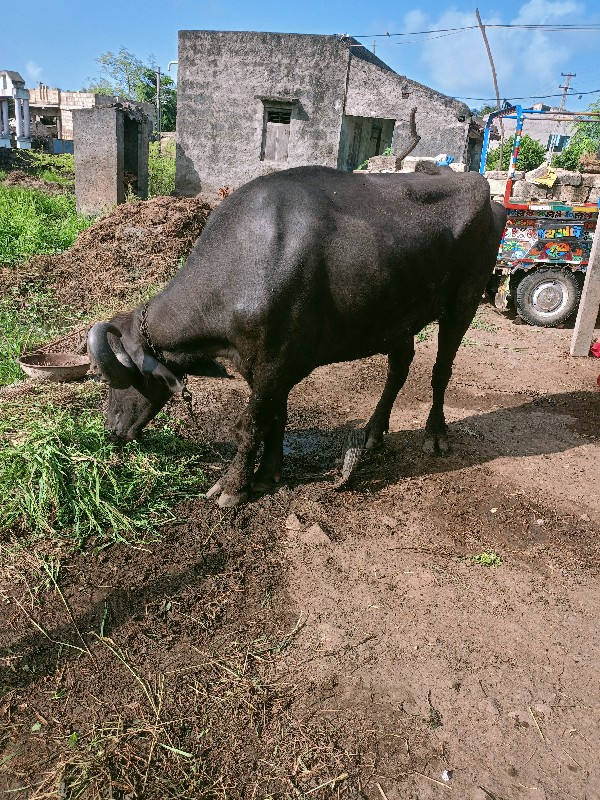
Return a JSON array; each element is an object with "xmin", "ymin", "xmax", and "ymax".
[
  {"xmin": 0, "ymin": 70, "xmax": 31, "ymax": 148},
  {"xmin": 72, "ymin": 104, "xmax": 152, "ymax": 216},
  {"xmin": 176, "ymin": 31, "xmax": 486, "ymax": 196},
  {"xmin": 27, "ymin": 85, "xmax": 120, "ymax": 152}
]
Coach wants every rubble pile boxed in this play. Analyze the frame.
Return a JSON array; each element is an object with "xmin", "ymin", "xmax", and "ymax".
[{"xmin": 485, "ymin": 166, "xmax": 600, "ymax": 205}]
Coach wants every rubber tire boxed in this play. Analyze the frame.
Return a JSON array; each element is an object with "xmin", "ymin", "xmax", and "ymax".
[{"xmin": 515, "ymin": 269, "xmax": 581, "ymax": 327}]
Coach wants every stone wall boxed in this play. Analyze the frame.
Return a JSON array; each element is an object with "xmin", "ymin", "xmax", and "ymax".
[{"xmin": 484, "ymin": 168, "xmax": 600, "ymax": 205}]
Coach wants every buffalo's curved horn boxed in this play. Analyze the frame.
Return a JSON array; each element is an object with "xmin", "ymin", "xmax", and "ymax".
[{"xmin": 87, "ymin": 322, "xmax": 136, "ymax": 389}]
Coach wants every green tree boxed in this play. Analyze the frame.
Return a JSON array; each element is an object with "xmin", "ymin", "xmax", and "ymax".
[
  {"xmin": 486, "ymin": 133, "xmax": 546, "ymax": 172},
  {"xmin": 476, "ymin": 104, "xmax": 498, "ymax": 118},
  {"xmin": 135, "ymin": 67, "xmax": 177, "ymax": 132},
  {"xmin": 552, "ymin": 99, "xmax": 600, "ymax": 171},
  {"xmin": 83, "ymin": 47, "xmax": 177, "ymax": 132}
]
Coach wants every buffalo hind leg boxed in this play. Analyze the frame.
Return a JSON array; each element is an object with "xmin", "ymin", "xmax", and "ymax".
[
  {"xmin": 424, "ymin": 312, "xmax": 474, "ymax": 455},
  {"xmin": 365, "ymin": 338, "xmax": 415, "ymax": 450}
]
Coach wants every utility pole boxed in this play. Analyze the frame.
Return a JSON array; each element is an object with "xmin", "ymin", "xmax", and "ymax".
[
  {"xmin": 548, "ymin": 72, "xmax": 575, "ymax": 163},
  {"xmin": 559, "ymin": 72, "xmax": 576, "ymax": 111},
  {"xmin": 475, "ymin": 9, "xmax": 504, "ymax": 165},
  {"xmin": 155, "ymin": 67, "xmax": 162, "ymax": 136},
  {"xmin": 372, "ymin": 39, "xmax": 376, "ymax": 55}
]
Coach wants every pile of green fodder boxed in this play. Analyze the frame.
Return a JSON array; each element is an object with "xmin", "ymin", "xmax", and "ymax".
[{"xmin": 0, "ymin": 382, "xmax": 206, "ymax": 550}]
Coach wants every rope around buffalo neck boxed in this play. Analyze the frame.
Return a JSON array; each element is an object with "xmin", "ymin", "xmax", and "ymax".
[{"xmin": 140, "ymin": 303, "xmax": 194, "ymax": 412}]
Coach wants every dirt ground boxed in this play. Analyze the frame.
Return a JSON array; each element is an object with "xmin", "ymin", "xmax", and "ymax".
[{"xmin": 1, "ymin": 299, "xmax": 599, "ymax": 798}]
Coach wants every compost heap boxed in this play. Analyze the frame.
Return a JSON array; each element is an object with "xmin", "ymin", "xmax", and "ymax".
[{"xmin": 8, "ymin": 196, "xmax": 214, "ymax": 315}]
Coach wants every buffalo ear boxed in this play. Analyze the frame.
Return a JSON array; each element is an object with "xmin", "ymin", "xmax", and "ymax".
[
  {"xmin": 152, "ymin": 362, "xmax": 185, "ymax": 394},
  {"xmin": 133, "ymin": 349, "xmax": 183, "ymax": 394}
]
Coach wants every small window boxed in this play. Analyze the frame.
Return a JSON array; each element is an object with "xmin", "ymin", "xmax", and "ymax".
[
  {"xmin": 261, "ymin": 105, "xmax": 292, "ymax": 161},
  {"xmin": 267, "ymin": 108, "xmax": 291, "ymax": 125}
]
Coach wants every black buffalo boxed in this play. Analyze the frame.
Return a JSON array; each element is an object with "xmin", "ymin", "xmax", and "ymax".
[{"xmin": 88, "ymin": 165, "xmax": 506, "ymax": 507}]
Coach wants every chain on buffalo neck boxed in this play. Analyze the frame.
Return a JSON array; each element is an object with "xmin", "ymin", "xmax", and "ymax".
[
  {"xmin": 139, "ymin": 303, "xmax": 165, "ymax": 363},
  {"xmin": 139, "ymin": 304, "xmax": 213, "ymax": 450}
]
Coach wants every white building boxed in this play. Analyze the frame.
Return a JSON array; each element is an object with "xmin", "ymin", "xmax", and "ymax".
[{"xmin": 0, "ymin": 70, "xmax": 31, "ymax": 149}]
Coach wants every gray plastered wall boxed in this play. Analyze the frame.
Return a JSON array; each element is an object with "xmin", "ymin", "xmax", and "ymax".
[
  {"xmin": 176, "ymin": 31, "xmax": 483, "ymax": 196},
  {"xmin": 344, "ymin": 53, "xmax": 472, "ymax": 162},
  {"xmin": 176, "ymin": 31, "xmax": 350, "ymax": 195}
]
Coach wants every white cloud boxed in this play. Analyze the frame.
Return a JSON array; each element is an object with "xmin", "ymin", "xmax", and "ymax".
[
  {"xmin": 513, "ymin": 0, "xmax": 584, "ymax": 24},
  {"xmin": 404, "ymin": 9, "xmax": 428, "ymax": 33},
  {"xmin": 25, "ymin": 60, "xmax": 42, "ymax": 82},
  {"xmin": 400, "ymin": 0, "xmax": 595, "ymax": 103}
]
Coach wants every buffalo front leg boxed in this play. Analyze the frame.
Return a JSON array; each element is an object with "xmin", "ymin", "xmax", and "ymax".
[
  {"xmin": 206, "ymin": 390, "xmax": 284, "ymax": 508},
  {"xmin": 365, "ymin": 338, "xmax": 415, "ymax": 450},
  {"xmin": 338, "ymin": 339, "xmax": 415, "ymax": 486},
  {"xmin": 252, "ymin": 399, "xmax": 288, "ymax": 493}
]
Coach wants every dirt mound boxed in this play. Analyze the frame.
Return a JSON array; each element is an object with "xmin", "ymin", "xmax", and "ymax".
[
  {"xmin": 22, "ymin": 195, "xmax": 214, "ymax": 315},
  {"xmin": 2, "ymin": 170, "xmax": 70, "ymax": 195}
]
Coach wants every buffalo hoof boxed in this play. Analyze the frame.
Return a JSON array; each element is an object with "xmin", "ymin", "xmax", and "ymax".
[
  {"xmin": 423, "ymin": 433, "xmax": 450, "ymax": 455},
  {"xmin": 217, "ymin": 491, "xmax": 249, "ymax": 508},
  {"xmin": 365, "ymin": 432, "xmax": 383, "ymax": 451},
  {"xmin": 252, "ymin": 472, "xmax": 281, "ymax": 493},
  {"xmin": 206, "ymin": 481, "xmax": 223, "ymax": 499},
  {"xmin": 206, "ymin": 480, "xmax": 249, "ymax": 507}
]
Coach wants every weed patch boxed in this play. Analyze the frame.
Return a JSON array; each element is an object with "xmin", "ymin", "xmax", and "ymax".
[
  {"xmin": 470, "ymin": 311, "xmax": 499, "ymax": 334},
  {"xmin": 417, "ymin": 322, "xmax": 437, "ymax": 342},
  {"xmin": 464, "ymin": 551, "xmax": 503, "ymax": 567},
  {"xmin": 0, "ymin": 185, "xmax": 92, "ymax": 264},
  {"xmin": 148, "ymin": 140, "xmax": 175, "ymax": 197},
  {"xmin": 0, "ymin": 283, "xmax": 86, "ymax": 386}
]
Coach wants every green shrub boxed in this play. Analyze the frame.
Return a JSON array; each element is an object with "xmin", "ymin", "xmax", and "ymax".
[
  {"xmin": 486, "ymin": 134, "xmax": 546, "ymax": 172},
  {"xmin": 0, "ymin": 185, "xmax": 92, "ymax": 263},
  {"xmin": 148, "ymin": 140, "xmax": 175, "ymax": 197},
  {"xmin": 552, "ymin": 99, "xmax": 600, "ymax": 172}
]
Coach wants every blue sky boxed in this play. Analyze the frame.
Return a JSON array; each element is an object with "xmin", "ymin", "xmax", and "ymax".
[{"xmin": 3, "ymin": 0, "xmax": 600, "ymax": 111}]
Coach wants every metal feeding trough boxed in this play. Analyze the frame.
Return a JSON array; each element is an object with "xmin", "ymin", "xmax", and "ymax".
[{"xmin": 17, "ymin": 352, "xmax": 90, "ymax": 382}]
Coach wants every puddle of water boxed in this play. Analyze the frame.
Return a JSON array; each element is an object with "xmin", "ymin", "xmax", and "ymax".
[{"xmin": 283, "ymin": 430, "xmax": 332, "ymax": 456}]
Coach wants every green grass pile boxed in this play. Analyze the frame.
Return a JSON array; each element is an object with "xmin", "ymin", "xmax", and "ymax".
[
  {"xmin": 0, "ymin": 184, "xmax": 92, "ymax": 264},
  {"xmin": 0, "ymin": 383, "xmax": 206, "ymax": 548}
]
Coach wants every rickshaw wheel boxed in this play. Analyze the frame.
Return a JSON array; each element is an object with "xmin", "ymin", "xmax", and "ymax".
[{"xmin": 515, "ymin": 268, "xmax": 580, "ymax": 327}]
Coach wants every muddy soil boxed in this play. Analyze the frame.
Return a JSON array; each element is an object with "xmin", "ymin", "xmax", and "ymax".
[{"xmin": 1, "ymin": 305, "xmax": 600, "ymax": 798}]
